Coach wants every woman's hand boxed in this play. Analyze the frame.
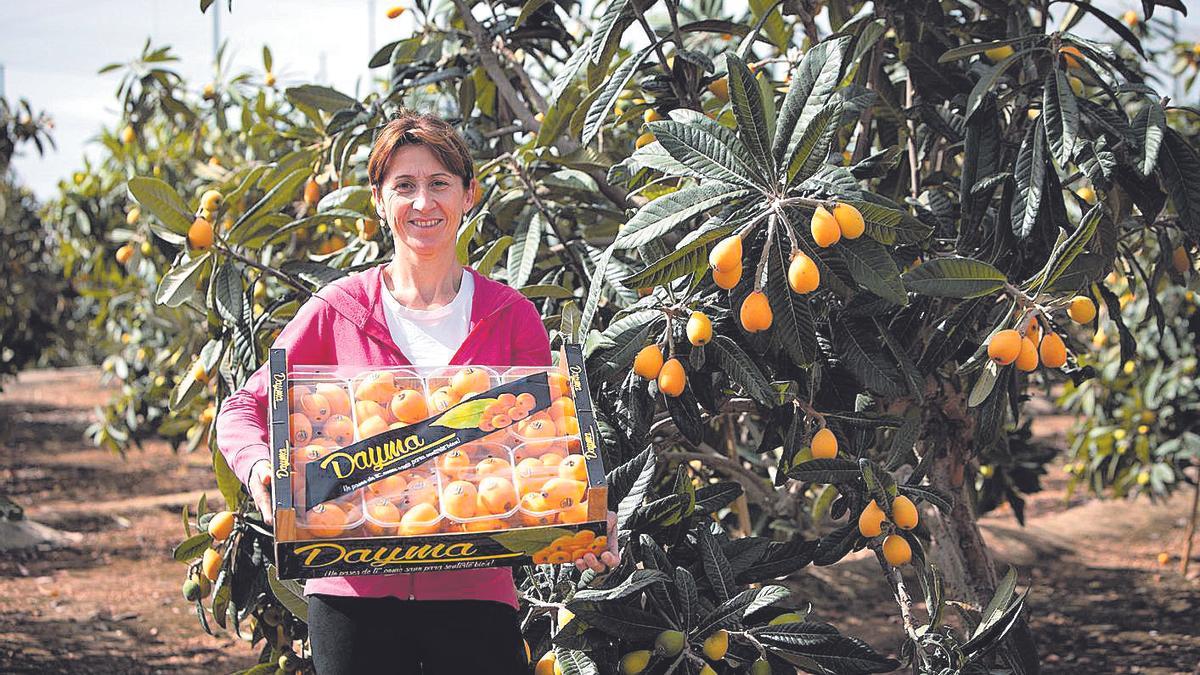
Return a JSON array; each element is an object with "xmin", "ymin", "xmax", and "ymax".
[
  {"xmin": 248, "ymin": 459, "xmax": 275, "ymax": 527},
  {"xmin": 573, "ymin": 510, "xmax": 620, "ymax": 573}
]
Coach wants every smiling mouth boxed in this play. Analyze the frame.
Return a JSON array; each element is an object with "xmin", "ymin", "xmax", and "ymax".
[{"xmin": 408, "ymin": 218, "xmax": 443, "ymax": 229}]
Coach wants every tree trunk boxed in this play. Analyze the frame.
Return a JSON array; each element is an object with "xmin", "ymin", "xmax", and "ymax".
[{"xmin": 925, "ymin": 432, "xmax": 1040, "ymax": 673}]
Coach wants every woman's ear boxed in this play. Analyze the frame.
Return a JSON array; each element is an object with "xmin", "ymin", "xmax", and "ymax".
[
  {"xmin": 370, "ymin": 185, "xmax": 385, "ymax": 219},
  {"xmin": 466, "ymin": 178, "xmax": 480, "ymax": 210}
]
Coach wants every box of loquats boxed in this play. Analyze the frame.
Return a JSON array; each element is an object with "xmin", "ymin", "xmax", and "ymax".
[{"xmin": 266, "ymin": 344, "xmax": 609, "ymax": 579}]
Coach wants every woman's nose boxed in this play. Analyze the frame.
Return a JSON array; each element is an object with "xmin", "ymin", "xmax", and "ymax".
[{"xmin": 411, "ymin": 186, "xmax": 429, "ymax": 210}]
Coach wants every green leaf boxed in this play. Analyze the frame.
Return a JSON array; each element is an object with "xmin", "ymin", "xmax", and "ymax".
[
  {"xmin": 507, "ymin": 212, "xmax": 544, "ymax": 288},
  {"xmin": 859, "ymin": 458, "xmax": 897, "ymax": 519},
  {"xmin": 213, "ymin": 447, "xmax": 244, "ymax": 510},
  {"xmin": 966, "ymin": 49, "xmax": 1026, "ymax": 120},
  {"xmin": 1029, "ymin": 204, "xmax": 1101, "ymax": 293},
  {"xmin": 430, "ymin": 399, "xmax": 492, "ymax": 430},
  {"xmin": 937, "ymin": 38, "xmax": 1030, "ymax": 63},
  {"xmin": 475, "ymin": 235, "xmax": 513, "ymax": 276},
  {"xmin": 751, "ymin": 622, "xmax": 900, "ymax": 674},
  {"xmin": 786, "ymin": 458, "xmax": 862, "ymax": 484},
  {"xmin": 968, "ymin": 360, "xmax": 1000, "ymax": 408},
  {"xmin": 156, "ymin": 253, "xmax": 210, "ymax": 307},
  {"xmin": 317, "ymin": 185, "xmax": 372, "ymax": 215},
  {"xmin": 1046, "ymin": 252, "xmax": 1105, "ymax": 293},
  {"xmin": 128, "ymin": 177, "xmax": 194, "ymax": 235},
  {"xmin": 571, "ymin": 569, "xmax": 670, "ymax": 603},
  {"xmin": 210, "ymin": 574, "xmax": 231, "ymax": 628},
  {"xmin": 840, "ymin": 194, "xmax": 931, "ymax": 245},
  {"xmin": 699, "ymin": 526, "xmax": 736, "ymax": 603},
  {"xmin": 902, "ymin": 257, "xmax": 1007, "ymax": 298},
  {"xmin": 694, "ymin": 586, "xmax": 763, "ymax": 635},
  {"xmin": 764, "ymin": 232, "xmax": 818, "ymax": 365},
  {"xmin": 519, "ymin": 284, "xmax": 575, "ymax": 299},
  {"xmin": 231, "ymin": 169, "xmax": 310, "ymax": 242},
  {"xmin": 726, "ymin": 53, "xmax": 775, "ymax": 176},
  {"xmin": 212, "ymin": 263, "xmax": 244, "ymax": 324},
  {"xmin": 747, "ymin": 0, "xmax": 790, "ymax": 50},
  {"xmin": 775, "ymin": 37, "xmax": 849, "ymax": 168},
  {"xmin": 552, "ymin": 648, "xmax": 599, "ymax": 675},
  {"xmin": 839, "ymin": 238, "xmax": 906, "ymax": 305},
  {"xmin": 709, "ymin": 335, "xmax": 776, "ymax": 405},
  {"xmin": 536, "ymin": 84, "xmax": 583, "ymax": 149},
  {"xmin": 569, "ymin": 603, "xmax": 670, "ymax": 640},
  {"xmin": 837, "ymin": 320, "xmax": 905, "ymax": 398},
  {"xmin": 516, "ymin": 0, "xmax": 555, "ymax": 26},
  {"xmin": 694, "ymin": 482, "xmax": 743, "ymax": 514},
  {"xmin": 975, "ymin": 566, "xmax": 1019, "ymax": 639},
  {"xmin": 172, "ymin": 533, "xmax": 212, "ymax": 562},
  {"xmin": 284, "ymin": 84, "xmax": 357, "ymax": 112},
  {"xmin": 629, "ymin": 140, "xmax": 709, "ymax": 178},
  {"xmin": 581, "ymin": 47, "xmax": 654, "ymax": 147},
  {"xmin": 785, "ymin": 101, "xmax": 842, "ymax": 186},
  {"xmin": 615, "ymin": 449, "xmax": 656, "ymax": 531},
  {"xmin": 549, "ymin": 40, "xmax": 590, "ymax": 101},
  {"xmin": 1158, "ymin": 129, "xmax": 1200, "ymax": 239},
  {"xmin": 1132, "ymin": 100, "xmax": 1165, "ymax": 176},
  {"xmin": 579, "ymin": 244, "xmax": 613, "ymax": 337},
  {"xmin": 620, "ymin": 239, "xmax": 711, "ymax": 289},
  {"xmin": 647, "ymin": 118, "xmax": 763, "ymax": 188},
  {"xmin": 614, "ymin": 183, "xmax": 751, "ymax": 250},
  {"xmin": 1011, "ymin": 118, "xmax": 1047, "ymax": 239},
  {"xmin": 1043, "ymin": 70, "xmax": 1079, "ymax": 167},
  {"xmin": 267, "ymin": 564, "xmax": 309, "ymax": 623},
  {"xmin": 456, "ymin": 209, "xmax": 485, "ymax": 265}
]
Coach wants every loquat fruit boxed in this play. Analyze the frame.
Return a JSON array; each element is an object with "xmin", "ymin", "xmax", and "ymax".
[
  {"xmin": 657, "ymin": 357, "xmax": 686, "ymax": 397},
  {"xmin": 740, "ymin": 291, "xmax": 773, "ymax": 333},
  {"xmin": 987, "ymin": 329, "xmax": 1022, "ymax": 365},
  {"xmin": 810, "ymin": 205, "xmax": 841, "ymax": 247},
  {"xmin": 787, "ymin": 251, "xmax": 819, "ymax": 294},
  {"xmin": 686, "ymin": 311, "xmax": 713, "ymax": 346}
]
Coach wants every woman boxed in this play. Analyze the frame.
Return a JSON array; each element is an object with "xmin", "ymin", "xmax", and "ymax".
[{"xmin": 216, "ymin": 111, "xmax": 619, "ymax": 674}]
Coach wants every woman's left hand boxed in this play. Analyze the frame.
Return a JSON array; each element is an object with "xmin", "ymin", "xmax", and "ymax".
[{"xmin": 573, "ymin": 510, "xmax": 620, "ymax": 573}]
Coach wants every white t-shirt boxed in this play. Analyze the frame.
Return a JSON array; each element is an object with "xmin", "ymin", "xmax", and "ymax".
[{"xmin": 379, "ymin": 268, "xmax": 474, "ymax": 366}]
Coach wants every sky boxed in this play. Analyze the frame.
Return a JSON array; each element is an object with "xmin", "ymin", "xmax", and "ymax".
[
  {"xmin": 1, "ymin": 0, "xmax": 408, "ymax": 197},
  {"xmin": 0, "ymin": 0, "xmax": 1190, "ymax": 200}
]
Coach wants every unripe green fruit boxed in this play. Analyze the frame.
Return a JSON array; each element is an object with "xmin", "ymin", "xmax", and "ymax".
[
  {"xmin": 192, "ymin": 572, "xmax": 211, "ymax": 597},
  {"xmin": 619, "ymin": 650, "xmax": 651, "ymax": 675},
  {"xmin": 654, "ymin": 629, "xmax": 686, "ymax": 657},
  {"xmin": 278, "ymin": 652, "xmax": 302, "ymax": 672},
  {"xmin": 198, "ymin": 512, "xmax": 215, "ymax": 532},
  {"xmin": 182, "ymin": 579, "xmax": 202, "ymax": 602},
  {"xmin": 750, "ymin": 658, "xmax": 772, "ymax": 674}
]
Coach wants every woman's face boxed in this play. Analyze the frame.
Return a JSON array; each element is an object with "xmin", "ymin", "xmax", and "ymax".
[{"xmin": 372, "ymin": 144, "xmax": 476, "ymax": 259}]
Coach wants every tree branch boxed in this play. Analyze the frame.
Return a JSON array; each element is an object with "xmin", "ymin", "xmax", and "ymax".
[{"xmin": 451, "ymin": 0, "xmax": 538, "ymax": 129}]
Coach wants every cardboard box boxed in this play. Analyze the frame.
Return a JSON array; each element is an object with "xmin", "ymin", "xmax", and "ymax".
[{"xmin": 267, "ymin": 345, "xmax": 608, "ymax": 579}]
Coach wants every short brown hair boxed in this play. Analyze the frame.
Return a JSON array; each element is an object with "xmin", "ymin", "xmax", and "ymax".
[{"xmin": 367, "ymin": 111, "xmax": 474, "ymax": 188}]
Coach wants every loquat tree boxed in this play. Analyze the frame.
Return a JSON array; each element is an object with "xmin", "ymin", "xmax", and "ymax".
[{"xmin": 43, "ymin": 0, "xmax": 1200, "ymax": 673}]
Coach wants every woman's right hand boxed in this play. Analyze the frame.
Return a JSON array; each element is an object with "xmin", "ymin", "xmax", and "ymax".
[{"xmin": 248, "ymin": 459, "xmax": 275, "ymax": 527}]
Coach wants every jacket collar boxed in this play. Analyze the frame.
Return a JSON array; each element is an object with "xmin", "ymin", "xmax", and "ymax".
[{"xmin": 317, "ymin": 262, "xmax": 526, "ymax": 365}]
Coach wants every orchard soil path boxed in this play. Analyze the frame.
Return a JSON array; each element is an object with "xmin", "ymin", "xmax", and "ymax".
[{"xmin": 2, "ymin": 368, "xmax": 1198, "ymax": 674}]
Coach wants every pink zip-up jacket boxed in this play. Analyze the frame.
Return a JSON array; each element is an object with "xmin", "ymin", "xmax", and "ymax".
[{"xmin": 215, "ymin": 263, "xmax": 550, "ymax": 606}]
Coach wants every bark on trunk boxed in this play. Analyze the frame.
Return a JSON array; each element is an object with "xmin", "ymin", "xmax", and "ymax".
[{"xmin": 926, "ymin": 434, "xmax": 1040, "ymax": 674}]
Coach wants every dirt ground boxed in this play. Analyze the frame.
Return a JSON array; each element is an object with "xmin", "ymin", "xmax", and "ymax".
[{"xmin": 1, "ymin": 368, "xmax": 1198, "ymax": 674}]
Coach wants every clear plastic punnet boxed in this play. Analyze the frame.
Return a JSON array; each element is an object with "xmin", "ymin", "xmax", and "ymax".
[{"xmin": 268, "ymin": 346, "xmax": 608, "ymax": 579}]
